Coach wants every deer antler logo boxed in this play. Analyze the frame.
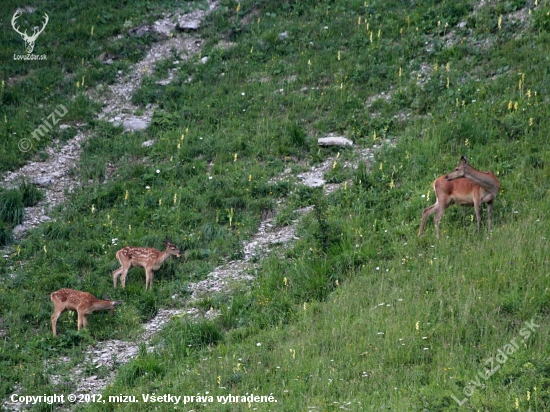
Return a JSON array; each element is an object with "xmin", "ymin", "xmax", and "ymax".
[{"xmin": 11, "ymin": 11, "xmax": 49, "ymax": 54}]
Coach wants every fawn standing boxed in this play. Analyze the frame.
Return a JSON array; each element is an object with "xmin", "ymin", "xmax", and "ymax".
[
  {"xmin": 50, "ymin": 288, "xmax": 123, "ymax": 336},
  {"xmin": 112, "ymin": 237, "xmax": 182, "ymax": 290}
]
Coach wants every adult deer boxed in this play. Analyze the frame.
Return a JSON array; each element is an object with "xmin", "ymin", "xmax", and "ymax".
[
  {"xmin": 418, "ymin": 156, "xmax": 500, "ymax": 238},
  {"xmin": 50, "ymin": 288, "xmax": 123, "ymax": 336},
  {"xmin": 11, "ymin": 11, "xmax": 49, "ymax": 54},
  {"xmin": 112, "ymin": 237, "xmax": 182, "ymax": 290}
]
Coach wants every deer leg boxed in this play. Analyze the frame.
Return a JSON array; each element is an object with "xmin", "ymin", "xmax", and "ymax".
[
  {"xmin": 434, "ymin": 202, "xmax": 447, "ymax": 239},
  {"xmin": 82, "ymin": 314, "xmax": 89, "ymax": 329},
  {"xmin": 145, "ymin": 268, "xmax": 154, "ymax": 290},
  {"xmin": 51, "ymin": 309, "xmax": 63, "ymax": 337},
  {"xmin": 419, "ymin": 203, "xmax": 439, "ymax": 236},
  {"xmin": 112, "ymin": 266, "xmax": 123, "ymax": 288},
  {"xmin": 77, "ymin": 311, "xmax": 84, "ymax": 331},
  {"xmin": 120, "ymin": 265, "xmax": 130, "ymax": 289},
  {"xmin": 473, "ymin": 199, "xmax": 481, "ymax": 234},
  {"xmin": 487, "ymin": 200, "xmax": 494, "ymax": 232}
]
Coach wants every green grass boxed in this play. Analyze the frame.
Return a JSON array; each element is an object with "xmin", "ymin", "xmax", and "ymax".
[
  {"xmin": 0, "ymin": 181, "xmax": 44, "ymax": 244},
  {"xmin": 2, "ymin": 0, "xmax": 550, "ymax": 410},
  {"xmin": 0, "ymin": 0, "xmax": 198, "ymax": 172}
]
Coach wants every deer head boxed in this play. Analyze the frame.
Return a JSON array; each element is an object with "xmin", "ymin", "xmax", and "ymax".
[
  {"xmin": 445, "ymin": 155, "xmax": 468, "ymax": 181},
  {"xmin": 103, "ymin": 293, "xmax": 124, "ymax": 315},
  {"xmin": 11, "ymin": 11, "xmax": 49, "ymax": 54},
  {"xmin": 164, "ymin": 237, "xmax": 182, "ymax": 257}
]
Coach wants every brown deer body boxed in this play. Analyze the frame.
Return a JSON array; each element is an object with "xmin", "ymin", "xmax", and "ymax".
[
  {"xmin": 50, "ymin": 288, "xmax": 123, "ymax": 336},
  {"xmin": 419, "ymin": 156, "xmax": 500, "ymax": 238},
  {"xmin": 112, "ymin": 237, "xmax": 181, "ymax": 290}
]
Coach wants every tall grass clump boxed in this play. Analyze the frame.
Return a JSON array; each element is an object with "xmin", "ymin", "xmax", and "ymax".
[
  {"xmin": 287, "ymin": 121, "xmax": 307, "ymax": 148},
  {"xmin": 0, "ymin": 189, "xmax": 24, "ymax": 226},
  {"xmin": 19, "ymin": 180, "xmax": 44, "ymax": 207},
  {"xmin": 0, "ymin": 223, "xmax": 13, "ymax": 246}
]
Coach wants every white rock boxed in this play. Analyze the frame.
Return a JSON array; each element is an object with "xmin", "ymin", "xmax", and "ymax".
[
  {"xmin": 300, "ymin": 176, "xmax": 325, "ymax": 187},
  {"xmin": 318, "ymin": 136, "xmax": 353, "ymax": 147},
  {"xmin": 32, "ymin": 176, "xmax": 54, "ymax": 187},
  {"xmin": 177, "ymin": 15, "xmax": 201, "ymax": 31},
  {"xmin": 123, "ymin": 118, "xmax": 149, "ymax": 132}
]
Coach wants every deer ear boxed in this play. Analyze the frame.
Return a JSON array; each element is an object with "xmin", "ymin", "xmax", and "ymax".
[{"xmin": 461, "ymin": 155, "xmax": 468, "ymax": 164}]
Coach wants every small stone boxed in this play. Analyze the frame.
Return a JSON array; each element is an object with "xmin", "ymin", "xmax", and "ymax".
[
  {"xmin": 300, "ymin": 176, "xmax": 325, "ymax": 187},
  {"xmin": 156, "ymin": 78, "xmax": 172, "ymax": 86},
  {"xmin": 123, "ymin": 118, "xmax": 149, "ymax": 132},
  {"xmin": 33, "ymin": 176, "xmax": 54, "ymax": 187},
  {"xmin": 177, "ymin": 16, "xmax": 201, "ymax": 31},
  {"xmin": 13, "ymin": 224, "xmax": 26, "ymax": 236},
  {"xmin": 129, "ymin": 24, "xmax": 154, "ymax": 38},
  {"xmin": 318, "ymin": 136, "xmax": 353, "ymax": 147}
]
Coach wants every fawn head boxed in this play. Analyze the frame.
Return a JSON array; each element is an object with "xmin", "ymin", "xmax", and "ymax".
[
  {"xmin": 164, "ymin": 237, "xmax": 182, "ymax": 257},
  {"xmin": 103, "ymin": 293, "xmax": 124, "ymax": 315}
]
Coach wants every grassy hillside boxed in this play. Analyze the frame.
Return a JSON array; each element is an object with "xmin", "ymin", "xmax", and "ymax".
[{"xmin": 2, "ymin": 0, "xmax": 550, "ymax": 410}]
